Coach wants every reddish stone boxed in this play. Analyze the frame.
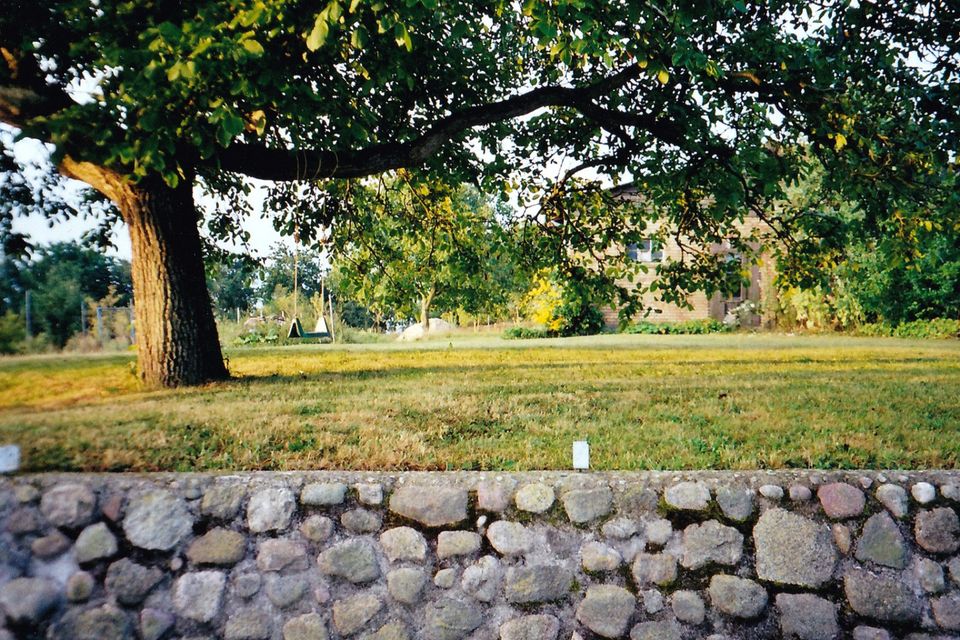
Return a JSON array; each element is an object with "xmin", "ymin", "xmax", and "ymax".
[
  {"xmin": 818, "ymin": 483, "xmax": 865, "ymax": 519},
  {"xmin": 101, "ymin": 494, "xmax": 125, "ymax": 522}
]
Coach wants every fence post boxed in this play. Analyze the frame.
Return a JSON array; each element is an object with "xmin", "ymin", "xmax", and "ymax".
[
  {"xmin": 24, "ymin": 291, "xmax": 32, "ymax": 339},
  {"xmin": 80, "ymin": 300, "xmax": 86, "ymax": 336},
  {"xmin": 96, "ymin": 306, "xmax": 103, "ymax": 342}
]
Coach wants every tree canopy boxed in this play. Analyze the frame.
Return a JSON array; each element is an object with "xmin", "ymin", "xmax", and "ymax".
[{"xmin": 2, "ymin": 0, "xmax": 958, "ymax": 385}]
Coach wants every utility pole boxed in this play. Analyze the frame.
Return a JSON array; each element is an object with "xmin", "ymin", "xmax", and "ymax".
[{"xmin": 24, "ymin": 291, "xmax": 32, "ymax": 340}]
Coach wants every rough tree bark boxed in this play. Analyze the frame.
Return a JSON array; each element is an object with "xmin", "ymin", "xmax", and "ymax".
[{"xmin": 419, "ymin": 284, "xmax": 436, "ymax": 335}]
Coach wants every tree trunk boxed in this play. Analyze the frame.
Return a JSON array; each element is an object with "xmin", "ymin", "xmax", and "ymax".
[
  {"xmin": 419, "ymin": 284, "xmax": 435, "ymax": 335},
  {"xmin": 121, "ymin": 177, "xmax": 228, "ymax": 387}
]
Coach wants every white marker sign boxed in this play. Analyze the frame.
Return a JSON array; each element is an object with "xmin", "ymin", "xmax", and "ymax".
[
  {"xmin": 572, "ymin": 441, "xmax": 590, "ymax": 470},
  {"xmin": 0, "ymin": 445, "xmax": 20, "ymax": 473}
]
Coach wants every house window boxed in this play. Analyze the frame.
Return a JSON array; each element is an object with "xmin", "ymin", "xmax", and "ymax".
[{"xmin": 627, "ymin": 238, "xmax": 663, "ymax": 262}]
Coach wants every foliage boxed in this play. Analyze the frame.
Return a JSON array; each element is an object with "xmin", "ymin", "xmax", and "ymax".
[
  {"xmin": 0, "ymin": 311, "xmax": 25, "ymax": 354},
  {"xmin": 206, "ymin": 255, "xmax": 257, "ymax": 315},
  {"xmin": 502, "ymin": 326, "xmax": 552, "ymax": 340},
  {"xmin": 519, "ymin": 272, "xmax": 564, "ymax": 332},
  {"xmin": 855, "ymin": 319, "xmax": 960, "ymax": 340},
  {"xmin": 257, "ymin": 244, "xmax": 327, "ymax": 305},
  {"xmin": 624, "ymin": 319, "xmax": 730, "ymax": 335}
]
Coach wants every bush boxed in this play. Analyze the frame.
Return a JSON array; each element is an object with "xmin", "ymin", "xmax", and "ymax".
[
  {"xmin": 502, "ymin": 326, "xmax": 553, "ymax": 340},
  {"xmin": 856, "ymin": 318, "xmax": 959, "ymax": 339},
  {"xmin": 0, "ymin": 311, "xmax": 25, "ymax": 354},
  {"xmin": 623, "ymin": 319, "xmax": 731, "ymax": 335}
]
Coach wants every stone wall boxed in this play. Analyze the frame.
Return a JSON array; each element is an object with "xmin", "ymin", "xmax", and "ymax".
[{"xmin": 1, "ymin": 471, "xmax": 959, "ymax": 640}]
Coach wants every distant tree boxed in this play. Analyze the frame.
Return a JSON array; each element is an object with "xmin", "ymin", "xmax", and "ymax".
[
  {"xmin": 206, "ymin": 256, "xmax": 257, "ymax": 316},
  {"xmin": 257, "ymin": 243, "xmax": 327, "ymax": 307}
]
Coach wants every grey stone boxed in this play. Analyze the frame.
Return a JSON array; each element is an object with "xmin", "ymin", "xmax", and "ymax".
[
  {"xmin": 641, "ymin": 589, "xmax": 664, "ymax": 614},
  {"xmin": 233, "ymin": 572, "xmax": 261, "ymax": 598},
  {"xmin": 363, "ymin": 621, "xmax": 410, "ymax": 640},
  {"xmin": 140, "ymin": 608, "xmax": 174, "ymax": 640},
  {"xmin": 817, "ymin": 483, "xmax": 865, "ymax": 519},
  {"xmin": 855, "ymin": 512, "xmax": 906, "ymax": 568},
  {"xmin": 708, "ymin": 574, "xmax": 768, "ymax": 619},
  {"xmin": 433, "ymin": 568, "xmax": 457, "ymax": 589},
  {"xmin": 499, "ymin": 614, "xmax": 560, "ymax": 640},
  {"xmin": 257, "ymin": 538, "xmax": 308, "ymax": 572},
  {"xmin": 283, "ymin": 612, "xmax": 329, "ymax": 640},
  {"xmin": 172, "ymin": 570, "xmax": 225, "ymax": 622},
  {"xmin": 754, "ymin": 508, "xmax": 837, "ymax": 588},
  {"xmin": 681, "ymin": 519, "xmax": 743, "ymax": 569},
  {"xmin": 334, "ymin": 592, "xmax": 384, "ymax": 636},
  {"xmin": 914, "ymin": 558, "xmax": 945, "ymax": 593},
  {"xmin": 31, "ymin": 530, "xmax": 70, "ymax": 558},
  {"xmin": 187, "ymin": 527, "xmax": 246, "ymax": 565},
  {"xmin": 437, "ymin": 530, "xmax": 481, "ymax": 558},
  {"xmin": 247, "ymin": 486, "xmax": 296, "ymax": 533},
  {"xmin": 852, "ymin": 627, "xmax": 891, "ymax": 640},
  {"xmin": 0, "ymin": 577, "xmax": 61, "ymax": 624},
  {"xmin": 40, "ymin": 483, "xmax": 96, "ymax": 528},
  {"xmin": 66, "ymin": 570, "xmax": 94, "ymax": 602},
  {"xmin": 342, "ymin": 508, "xmax": 382, "ymax": 534},
  {"xmin": 504, "ymin": 564, "xmax": 572, "ymax": 603},
  {"xmin": 575, "ymin": 584, "xmax": 635, "ymax": 639},
  {"xmin": 461, "ymin": 555, "xmax": 502, "ymax": 602},
  {"xmin": 833, "ymin": 524, "xmax": 852, "ymax": 554},
  {"xmin": 912, "ymin": 482, "xmax": 937, "ymax": 504},
  {"xmin": 664, "ymin": 481, "xmax": 710, "ymax": 511},
  {"xmin": 915, "ymin": 507, "xmax": 960, "ymax": 553},
  {"xmin": 716, "ymin": 487, "xmax": 754, "ymax": 522},
  {"xmin": 486, "ymin": 520, "xmax": 532, "ymax": 555},
  {"xmin": 843, "ymin": 568, "xmax": 921, "ymax": 622},
  {"xmin": 932, "ymin": 594, "xmax": 960, "ymax": 631},
  {"xmin": 644, "ymin": 517, "xmax": 673, "ymax": 546},
  {"xmin": 943, "ymin": 483, "xmax": 960, "ymax": 502},
  {"xmin": 387, "ymin": 567, "xmax": 426, "ymax": 604},
  {"xmin": 631, "ymin": 552, "xmax": 677, "ymax": 587},
  {"xmin": 515, "ymin": 483, "xmax": 555, "ymax": 513},
  {"xmin": 123, "ymin": 489, "xmax": 194, "ymax": 551},
  {"xmin": 74, "ymin": 522, "xmax": 118, "ymax": 563},
  {"xmin": 389, "ymin": 485, "xmax": 468, "ymax": 527},
  {"xmin": 672, "ymin": 590, "xmax": 706, "ymax": 625},
  {"xmin": 423, "ymin": 599, "xmax": 483, "ymax": 640},
  {"xmin": 266, "ymin": 575, "xmax": 308, "ymax": 608},
  {"xmin": 356, "ymin": 483, "xmax": 384, "ymax": 506},
  {"xmin": 562, "ymin": 487, "xmax": 613, "ymax": 523},
  {"xmin": 602, "ymin": 518, "xmax": 638, "ymax": 539},
  {"xmin": 476, "ymin": 481, "xmax": 514, "ymax": 512},
  {"xmin": 949, "ymin": 556, "xmax": 960, "ymax": 585},
  {"xmin": 7, "ymin": 506, "xmax": 40, "ymax": 534},
  {"xmin": 201, "ymin": 483, "xmax": 246, "ymax": 520},
  {"xmin": 105, "ymin": 558, "xmax": 164, "ymax": 605},
  {"xmin": 53, "ymin": 604, "xmax": 132, "ymax": 640},
  {"xmin": 301, "ymin": 482, "xmax": 347, "ymax": 506},
  {"xmin": 580, "ymin": 541, "xmax": 622, "ymax": 572},
  {"xmin": 876, "ymin": 484, "xmax": 909, "ymax": 518},
  {"xmin": 225, "ymin": 609, "xmax": 273, "ymax": 640},
  {"xmin": 318, "ymin": 539, "xmax": 380, "ymax": 583},
  {"xmin": 776, "ymin": 593, "xmax": 838, "ymax": 640},
  {"xmin": 789, "ymin": 485, "xmax": 813, "ymax": 502},
  {"xmin": 759, "ymin": 484, "xmax": 784, "ymax": 500},
  {"xmin": 380, "ymin": 526, "xmax": 427, "ymax": 562},
  {"xmin": 301, "ymin": 514, "xmax": 335, "ymax": 542},
  {"xmin": 15, "ymin": 483, "xmax": 39, "ymax": 503},
  {"xmin": 630, "ymin": 621, "xmax": 682, "ymax": 640}
]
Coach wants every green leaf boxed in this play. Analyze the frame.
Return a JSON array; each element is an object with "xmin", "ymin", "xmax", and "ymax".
[
  {"xmin": 306, "ymin": 17, "xmax": 330, "ymax": 51},
  {"xmin": 242, "ymin": 39, "xmax": 265, "ymax": 55},
  {"xmin": 166, "ymin": 62, "xmax": 181, "ymax": 81},
  {"xmin": 157, "ymin": 21, "xmax": 181, "ymax": 43}
]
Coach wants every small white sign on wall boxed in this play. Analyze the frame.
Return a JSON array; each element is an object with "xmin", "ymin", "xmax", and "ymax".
[
  {"xmin": 0, "ymin": 445, "xmax": 20, "ymax": 473},
  {"xmin": 572, "ymin": 441, "xmax": 590, "ymax": 470}
]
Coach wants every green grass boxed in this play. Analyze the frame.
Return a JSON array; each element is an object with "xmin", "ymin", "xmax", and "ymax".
[{"xmin": 1, "ymin": 333, "xmax": 959, "ymax": 471}]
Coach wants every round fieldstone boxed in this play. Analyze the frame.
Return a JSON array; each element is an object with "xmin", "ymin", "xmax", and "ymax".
[
  {"xmin": 356, "ymin": 483, "xmax": 383, "ymax": 505},
  {"xmin": 389, "ymin": 485, "xmax": 468, "ymax": 527},
  {"xmin": 123, "ymin": 489, "xmax": 194, "ymax": 550},
  {"xmin": 843, "ymin": 568, "xmax": 921, "ymax": 622},
  {"xmin": 708, "ymin": 575, "xmax": 768, "ymax": 619},
  {"xmin": 301, "ymin": 514, "xmax": 334, "ymax": 542},
  {"xmin": 716, "ymin": 487, "xmax": 754, "ymax": 522},
  {"xmin": 631, "ymin": 553, "xmax": 677, "ymax": 587},
  {"xmin": 643, "ymin": 518, "xmax": 673, "ymax": 546},
  {"xmin": 833, "ymin": 524, "xmax": 852, "ymax": 554},
  {"xmin": 301, "ymin": 482, "xmax": 347, "ymax": 506},
  {"xmin": 342, "ymin": 508, "xmax": 382, "ymax": 534},
  {"xmin": 140, "ymin": 608, "xmax": 174, "ymax": 640},
  {"xmin": 852, "ymin": 627, "xmax": 891, "ymax": 640},
  {"xmin": 31, "ymin": 530, "xmax": 70, "ymax": 558},
  {"xmin": 461, "ymin": 555, "xmax": 502, "ymax": 602},
  {"xmin": 855, "ymin": 512, "xmax": 906, "ymax": 569},
  {"xmin": 932, "ymin": 594, "xmax": 960, "ymax": 631},
  {"xmin": 499, "ymin": 614, "xmax": 560, "ymax": 640},
  {"xmin": 246, "ymin": 486, "xmax": 295, "ymax": 533},
  {"xmin": 672, "ymin": 590, "xmax": 705, "ymax": 625},
  {"xmin": 942, "ymin": 483, "xmax": 960, "ymax": 502},
  {"xmin": 641, "ymin": 589, "xmax": 664, "ymax": 613},
  {"xmin": 602, "ymin": 518, "xmax": 638, "ymax": 539},
  {"xmin": 0, "ymin": 577, "xmax": 61, "ymax": 624},
  {"xmin": 580, "ymin": 541, "xmax": 623, "ymax": 572},
  {"xmin": 266, "ymin": 575, "xmax": 308, "ymax": 608},
  {"xmin": 433, "ymin": 568, "xmax": 457, "ymax": 589},
  {"xmin": 758, "ymin": 484, "xmax": 784, "ymax": 501},
  {"xmin": 576, "ymin": 584, "xmax": 636, "ymax": 639},
  {"xmin": 74, "ymin": 522, "xmax": 118, "ymax": 563},
  {"xmin": 387, "ymin": 568, "xmax": 426, "ymax": 604},
  {"xmin": 318, "ymin": 539, "xmax": 380, "ymax": 583},
  {"xmin": 283, "ymin": 612, "xmax": 329, "ymax": 640},
  {"xmin": 914, "ymin": 558, "xmax": 945, "ymax": 593},
  {"xmin": 66, "ymin": 571, "xmax": 94, "ymax": 602},
  {"xmin": 504, "ymin": 564, "xmax": 572, "ymax": 604},
  {"xmin": 681, "ymin": 520, "xmax": 743, "ymax": 569},
  {"xmin": 15, "ymin": 483, "xmax": 40, "ymax": 503},
  {"xmin": 875, "ymin": 484, "xmax": 909, "ymax": 518},
  {"xmin": 776, "ymin": 593, "xmax": 838, "ymax": 640},
  {"xmin": 911, "ymin": 482, "xmax": 936, "ymax": 504},
  {"xmin": 630, "ymin": 621, "xmax": 682, "ymax": 640},
  {"xmin": 53, "ymin": 604, "xmax": 132, "ymax": 640},
  {"xmin": 817, "ymin": 483, "xmax": 865, "ymax": 519},
  {"xmin": 105, "ymin": 558, "xmax": 163, "ymax": 605},
  {"xmin": 789, "ymin": 485, "xmax": 813, "ymax": 502},
  {"xmin": 423, "ymin": 598, "xmax": 482, "ymax": 640},
  {"xmin": 948, "ymin": 556, "xmax": 960, "ymax": 585},
  {"xmin": 224, "ymin": 609, "xmax": 273, "ymax": 640},
  {"xmin": 562, "ymin": 487, "xmax": 613, "ymax": 523},
  {"xmin": 233, "ymin": 572, "xmax": 261, "ymax": 599},
  {"xmin": 257, "ymin": 538, "xmax": 309, "ymax": 573},
  {"xmin": 664, "ymin": 482, "xmax": 710, "ymax": 511},
  {"xmin": 486, "ymin": 520, "xmax": 532, "ymax": 555},
  {"xmin": 380, "ymin": 527, "xmax": 427, "ymax": 563},
  {"xmin": 515, "ymin": 483, "xmax": 555, "ymax": 513},
  {"xmin": 754, "ymin": 508, "xmax": 837, "ymax": 588},
  {"xmin": 915, "ymin": 507, "xmax": 960, "ymax": 553},
  {"xmin": 333, "ymin": 592, "xmax": 384, "ymax": 636},
  {"xmin": 187, "ymin": 527, "xmax": 246, "ymax": 566},
  {"xmin": 172, "ymin": 571, "xmax": 226, "ymax": 622},
  {"xmin": 476, "ymin": 481, "xmax": 514, "ymax": 512},
  {"xmin": 40, "ymin": 483, "xmax": 96, "ymax": 528},
  {"xmin": 200, "ymin": 483, "xmax": 246, "ymax": 520},
  {"xmin": 437, "ymin": 531, "xmax": 481, "ymax": 559},
  {"xmin": 365, "ymin": 621, "xmax": 410, "ymax": 640}
]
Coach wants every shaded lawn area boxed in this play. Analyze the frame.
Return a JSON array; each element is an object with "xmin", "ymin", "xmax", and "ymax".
[{"xmin": 1, "ymin": 333, "xmax": 958, "ymax": 472}]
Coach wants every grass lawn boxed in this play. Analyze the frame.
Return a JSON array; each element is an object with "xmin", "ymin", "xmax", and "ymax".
[{"xmin": 1, "ymin": 333, "xmax": 958, "ymax": 472}]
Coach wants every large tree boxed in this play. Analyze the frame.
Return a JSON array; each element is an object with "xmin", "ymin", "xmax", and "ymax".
[{"xmin": 2, "ymin": 0, "xmax": 957, "ymax": 386}]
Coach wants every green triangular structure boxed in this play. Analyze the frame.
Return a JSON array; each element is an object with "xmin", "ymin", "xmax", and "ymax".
[{"xmin": 287, "ymin": 316, "xmax": 330, "ymax": 340}]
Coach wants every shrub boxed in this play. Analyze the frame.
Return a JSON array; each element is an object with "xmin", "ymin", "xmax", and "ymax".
[
  {"xmin": 623, "ymin": 319, "xmax": 731, "ymax": 335},
  {"xmin": 502, "ymin": 326, "xmax": 553, "ymax": 340},
  {"xmin": 856, "ymin": 318, "xmax": 959, "ymax": 339},
  {"xmin": 0, "ymin": 311, "xmax": 25, "ymax": 354}
]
